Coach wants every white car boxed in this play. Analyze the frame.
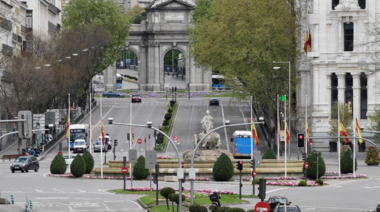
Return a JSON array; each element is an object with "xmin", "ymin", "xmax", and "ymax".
[
  {"xmin": 73, "ymin": 139, "xmax": 87, "ymax": 153},
  {"xmin": 94, "ymin": 141, "xmax": 107, "ymax": 152},
  {"xmin": 98, "ymin": 134, "xmax": 112, "ymax": 150},
  {"xmin": 63, "ymin": 155, "xmax": 77, "ymax": 165}
]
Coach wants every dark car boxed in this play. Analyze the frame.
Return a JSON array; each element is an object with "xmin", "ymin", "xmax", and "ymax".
[
  {"xmin": 209, "ymin": 98, "xmax": 220, "ymax": 106},
  {"xmin": 266, "ymin": 196, "xmax": 290, "ymax": 212},
  {"xmin": 102, "ymin": 91, "xmax": 125, "ymax": 98},
  {"xmin": 10, "ymin": 156, "xmax": 39, "ymax": 173},
  {"xmin": 132, "ymin": 94, "xmax": 142, "ymax": 103},
  {"xmin": 273, "ymin": 205, "xmax": 300, "ymax": 212}
]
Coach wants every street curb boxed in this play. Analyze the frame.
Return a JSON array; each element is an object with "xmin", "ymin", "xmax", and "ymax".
[{"xmin": 39, "ymin": 103, "xmax": 99, "ymax": 161}]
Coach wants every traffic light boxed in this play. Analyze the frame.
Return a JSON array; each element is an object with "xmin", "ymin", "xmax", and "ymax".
[
  {"xmin": 127, "ymin": 133, "xmax": 130, "ymax": 141},
  {"xmin": 258, "ymin": 178, "xmax": 267, "ymax": 201},
  {"xmin": 132, "ymin": 134, "xmax": 134, "ymax": 140},
  {"xmin": 236, "ymin": 161, "xmax": 243, "ymax": 171},
  {"xmin": 302, "ymin": 153, "xmax": 306, "ymax": 161},
  {"xmin": 154, "ymin": 164, "xmax": 159, "ymax": 184},
  {"xmin": 297, "ymin": 133, "xmax": 305, "ymax": 148},
  {"xmin": 114, "ymin": 139, "xmax": 118, "ymax": 147},
  {"xmin": 250, "ymin": 159, "xmax": 255, "ymax": 170}
]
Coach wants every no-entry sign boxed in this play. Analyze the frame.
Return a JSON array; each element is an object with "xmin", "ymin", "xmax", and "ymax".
[
  {"xmin": 137, "ymin": 138, "xmax": 143, "ymax": 144},
  {"xmin": 254, "ymin": 201, "xmax": 270, "ymax": 212},
  {"xmin": 121, "ymin": 167, "xmax": 128, "ymax": 174},
  {"xmin": 252, "ymin": 170, "xmax": 257, "ymax": 178},
  {"xmin": 305, "ymin": 162, "xmax": 309, "ymax": 170}
]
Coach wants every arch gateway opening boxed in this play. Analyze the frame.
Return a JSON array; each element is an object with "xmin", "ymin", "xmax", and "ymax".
[{"xmin": 126, "ymin": 0, "xmax": 211, "ymax": 92}]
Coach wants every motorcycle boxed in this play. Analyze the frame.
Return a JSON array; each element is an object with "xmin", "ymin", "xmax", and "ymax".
[{"xmin": 209, "ymin": 190, "xmax": 221, "ymax": 207}]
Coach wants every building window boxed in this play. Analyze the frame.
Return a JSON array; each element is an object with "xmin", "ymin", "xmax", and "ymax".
[
  {"xmin": 360, "ymin": 75, "xmax": 367, "ymax": 119},
  {"xmin": 358, "ymin": 0, "xmax": 365, "ymax": 9},
  {"xmin": 344, "ymin": 23, "xmax": 354, "ymax": 51},
  {"xmin": 332, "ymin": 0, "xmax": 339, "ymax": 10}
]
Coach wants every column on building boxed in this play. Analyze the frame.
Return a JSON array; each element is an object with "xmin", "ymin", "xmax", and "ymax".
[
  {"xmin": 353, "ymin": 18, "xmax": 358, "ymax": 52},
  {"xmin": 336, "ymin": 73, "xmax": 346, "ymax": 104},
  {"xmin": 138, "ymin": 43, "xmax": 147, "ymax": 91},
  {"xmin": 352, "ymin": 72, "xmax": 361, "ymax": 119},
  {"xmin": 313, "ymin": 66, "xmax": 319, "ymax": 111},
  {"xmin": 367, "ymin": 72, "xmax": 376, "ymax": 115},
  {"xmin": 326, "ymin": 73, "xmax": 332, "ymax": 118},
  {"xmin": 338, "ymin": 17, "xmax": 343, "ymax": 52}
]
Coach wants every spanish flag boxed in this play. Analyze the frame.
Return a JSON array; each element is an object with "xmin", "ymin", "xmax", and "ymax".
[
  {"xmin": 285, "ymin": 122, "xmax": 290, "ymax": 144},
  {"xmin": 252, "ymin": 118, "xmax": 259, "ymax": 146},
  {"xmin": 306, "ymin": 120, "xmax": 310, "ymax": 146},
  {"xmin": 101, "ymin": 119, "xmax": 105, "ymax": 145},
  {"xmin": 278, "ymin": 119, "xmax": 281, "ymax": 143},
  {"xmin": 304, "ymin": 30, "xmax": 312, "ymax": 53},
  {"xmin": 355, "ymin": 118, "xmax": 363, "ymax": 144},
  {"xmin": 339, "ymin": 121, "xmax": 350, "ymax": 144},
  {"xmin": 65, "ymin": 115, "xmax": 70, "ymax": 140}
]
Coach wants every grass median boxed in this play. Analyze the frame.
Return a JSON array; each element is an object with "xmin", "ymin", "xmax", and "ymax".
[{"xmin": 155, "ymin": 103, "xmax": 178, "ymax": 151}]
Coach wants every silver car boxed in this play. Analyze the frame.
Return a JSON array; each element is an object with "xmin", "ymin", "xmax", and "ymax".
[{"xmin": 94, "ymin": 141, "xmax": 107, "ymax": 152}]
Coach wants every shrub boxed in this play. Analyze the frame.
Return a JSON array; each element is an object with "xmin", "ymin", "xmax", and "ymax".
[
  {"xmin": 70, "ymin": 154, "xmax": 86, "ymax": 178},
  {"xmin": 164, "ymin": 113, "xmax": 172, "ymax": 121},
  {"xmin": 172, "ymin": 194, "xmax": 186, "ymax": 205},
  {"xmin": 82, "ymin": 151, "xmax": 94, "ymax": 174},
  {"xmin": 209, "ymin": 205, "xmax": 218, "ymax": 212},
  {"xmin": 315, "ymin": 179, "xmax": 324, "ymax": 185},
  {"xmin": 247, "ymin": 210, "xmax": 255, "ymax": 212},
  {"xmin": 133, "ymin": 156, "xmax": 149, "ymax": 179},
  {"xmin": 252, "ymin": 178, "xmax": 260, "ymax": 184},
  {"xmin": 218, "ymin": 207, "xmax": 231, "ymax": 212},
  {"xmin": 163, "ymin": 120, "xmax": 169, "ymax": 127},
  {"xmin": 303, "ymin": 151, "xmax": 326, "ymax": 179},
  {"xmin": 298, "ymin": 180, "xmax": 307, "ymax": 186},
  {"xmin": 170, "ymin": 100, "xmax": 176, "ymax": 106},
  {"xmin": 225, "ymin": 208, "xmax": 245, "ymax": 212},
  {"xmin": 189, "ymin": 204, "xmax": 200, "ymax": 212},
  {"xmin": 160, "ymin": 187, "xmax": 175, "ymax": 210},
  {"xmin": 261, "ymin": 148, "xmax": 277, "ymax": 160},
  {"xmin": 168, "ymin": 108, "xmax": 173, "ymax": 113},
  {"xmin": 213, "ymin": 153, "xmax": 234, "ymax": 181},
  {"xmin": 340, "ymin": 148, "xmax": 357, "ymax": 174},
  {"xmin": 365, "ymin": 146, "xmax": 379, "ymax": 165},
  {"xmin": 50, "ymin": 153, "xmax": 67, "ymax": 174},
  {"xmin": 197, "ymin": 206, "xmax": 208, "ymax": 212}
]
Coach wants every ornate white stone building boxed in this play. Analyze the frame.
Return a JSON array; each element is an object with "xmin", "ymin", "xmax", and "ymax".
[{"xmin": 298, "ymin": 0, "xmax": 377, "ymax": 148}]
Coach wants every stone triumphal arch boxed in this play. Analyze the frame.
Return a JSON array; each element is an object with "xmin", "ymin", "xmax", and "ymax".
[{"xmin": 125, "ymin": 0, "xmax": 211, "ymax": 91}]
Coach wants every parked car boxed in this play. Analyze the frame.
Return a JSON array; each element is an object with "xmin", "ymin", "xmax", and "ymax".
[
  {"xmin": 266, "ymin": 196, "xmax": 291, "ymax": 212},
  {"xmin": 209, "ymin": 98, "xmax": 220, "ymax": 106},
  {"xmin": 102, "ymin": 91, "xmax": 125, "ymax": 98},
  {"xmin": 73, "ymin": 139, "xmax": 87, "ymax": 153},
  {"xmin": 10, "ymin": 156, "xmax": 39, "ymax": 173},
  {"xmin": 131, "ymin": 94, "xmax": 142, "ymax": 103},
  {"xmin": 273, "ymin": 205, "xmax": 300, "ymax": 212},
  {"xmin": 63, "ymin": 155, "xmax": 77, "ymax": 166}
]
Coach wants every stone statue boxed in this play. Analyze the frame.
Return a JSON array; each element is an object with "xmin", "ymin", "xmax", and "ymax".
[
  {"xmin": 182, "ymin": 110, "xmax": 233, "ymax": 161},
  {"xmin": 335, "ymin": 0, "xmax": 360, "ymax": 11}
]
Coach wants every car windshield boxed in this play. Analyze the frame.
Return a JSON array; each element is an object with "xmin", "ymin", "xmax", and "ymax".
[
  {"xmin": 95, "ymin": 141, "xmax": 101, "ymax": 145},
  {"xmin": 272, "ymin": 197, "xmax": 288, "ymax": 204},
  {"xmin": 15, "ymin": 158, "xmax": 28, "ymax": 162},
  {"xmin": 75, "ymin": 141, "xmax": 85, "ymax": 145},
  {"xmin": 277, "ymin": 207, "xmax": 298, "ymax": 212},
  {"xmin": 132, "ymin": 95, "xmax": 140, "ymax": 98}
]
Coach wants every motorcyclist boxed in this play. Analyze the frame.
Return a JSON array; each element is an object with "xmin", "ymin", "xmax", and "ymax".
[{"xmin": 210, "ymin": 189, "xmax": 221, "ymax": 206}]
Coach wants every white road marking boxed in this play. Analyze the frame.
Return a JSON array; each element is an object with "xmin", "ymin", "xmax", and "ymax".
[
  {"xmin": 363, "ymin": 186, "xmax": 380, "ymax": 189},
  {"xmin": 78, "ymin": 190, "xmax": 86, "ymax": 192},
  {"xmin": 35, "ymin": 189, "xmax": 43, "ymax": 192},
  {"xmin": 56, "ymin": 202, "xmax": 74, "ymax": 211},
  {"xmin": 100, "ymin": 202, "xmax": 111, "ymax": 210},
  {"xmin": 266, "ymin": 187, "xmax": 289, "ymax": 193},
  {"xmin": 53, "ymin": 188, "xmax": 65, "ymax": 193},
  {"xmin": 103, "ymin": 200, "xmax": 124, "ymax": 203},
  {"xmin": 127, "ymin": 200, "xmax": 143, "ymax": 209},
  {"xmin": 10, "ymin": 188, "xmax": 21, "ymax": 192},
  {"xmin": 93, "ymin": 105, "xmax": 116, "ymax": 128},
  {"xmin": 300, "ymin": 205, "xmax": 370, "ymax": 211},
  {"xmin": 35, "ymin": 197, "xmax": 70, "ymax": 200},
  {"xmin": 302, "ymin": 208, "xmax": 316, "ymax": 211}
]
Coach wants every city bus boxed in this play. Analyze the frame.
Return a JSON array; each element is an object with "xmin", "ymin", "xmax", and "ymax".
[
  {"xmin": 212, "ymin": 75, "xmax": 225, "ymax": 89},
  {"xmin": 116, "ymin": 74, "xmax": 123, "ymax": 88},
  {"xmin": 69, "ymin": 124, "xmax": 89, "ymax": 150},
  {"xmin": 231, "ymin": 131, "xmax": 255, "ymax": 158}
]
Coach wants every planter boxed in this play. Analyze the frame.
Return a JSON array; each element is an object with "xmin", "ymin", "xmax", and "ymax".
[{"xmin": 329, "ymin": 141, "xmax": 337, "ymax": 152}]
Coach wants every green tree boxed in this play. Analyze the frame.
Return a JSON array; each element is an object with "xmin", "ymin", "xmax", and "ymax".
[
  {"xmin": 213, "ymin": 153, "xmax": 234, "ymax": 181},
  {"xmin": 328, "ymin": 102, "xmax": 353, "ymax": 142},
  {"xmin": 82, "ymin": 151, "xmax": 95, "ymax": 174},
  {"xmin": 70, "ymin": 154, "xmax": 86, "ymax": 178},
  {"xmin": 62, "ymin": 0, "xmax": 131, "ymax": 75},
  {"xmin": 261, "ymin": 148, "xmax": 277, "ymax": 160},
  {"xmin": 50, "ymin": 153, "xmax": 67, "ymax": 174},
  {"xmin": 125, "ymin": 5, "xmax": 146, "ymax": 24},
  {"xmin": 190, "ymin": 0, "xmax": 299, "ymax": 113},
  {"xmin": 133, "ymin": 155, "xmax": 149, "ymax": 179},
  {"xmin": 369, "ymin": 105, "xmax": 380, "ymax": 143},
  {"xmin": 340, "ymin": 147, "xmax": 357, "ymax": 174},
  {"xmin": 160, "ymin": 187, "xmax": 175, "ymax": 210},
  {"xmin": 303, "ymin": 151, "xmax": 326, "ymax": 179}
]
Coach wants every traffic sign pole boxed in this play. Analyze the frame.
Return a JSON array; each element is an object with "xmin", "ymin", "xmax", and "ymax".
[{"xmin": 123, "ymin": 157, "xmax": 126, "ymax": 191}]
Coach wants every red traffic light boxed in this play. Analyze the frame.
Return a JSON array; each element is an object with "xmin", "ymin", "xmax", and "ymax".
[
  {"xmin": 298, "ymin": 134, "xmax": 304, "ymax": 139},
  {"xmin": 239, "ymin": 161, "xmax": 243, "ymax": 165},
  {"xmin": 181, "ymin": 163, "xmax": 184, "ymax": 168}
]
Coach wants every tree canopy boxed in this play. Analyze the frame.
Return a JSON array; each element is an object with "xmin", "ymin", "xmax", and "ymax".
[
  {"xmin": 62, "ymin": 0, "xmax": 131, "ymax": 74},
  {"xmin": 190, "ymin": 0, "xmax": 299, "ymax": 112},
  {"xmin": 125, "ymin": 5, "xmax": 146, "ymax": 24}
]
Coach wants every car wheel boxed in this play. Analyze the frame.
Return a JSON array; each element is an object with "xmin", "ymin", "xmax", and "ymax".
[
  {"xmin": 25, "ymin": 167, "xmax": 29, "ymax": 172},
  {"xmin": 21, "ymin": 170, "xmax": 24, "ymax": 173},
  {"xmin": 35, "ymin": 166, "xmax": 39, "ymax": 172},
  {"xmin": 11, "ymin": 169, "xmax": 15, "ymax": 173}
]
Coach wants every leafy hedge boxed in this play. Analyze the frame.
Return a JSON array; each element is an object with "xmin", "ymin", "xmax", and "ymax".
[
  {"xmin": 82, "ymin": 151, "xmax": 94, "ymax": 174},
  {"xmin": 70, "ymin": 154, "xmax": 86, "ymax": 178},
  {"xmin": 261, "ymin": 148, "xmax": 276, "ymax": 160},
  {"xmin": 213, "ymin": 153, "xmax": 234, "ymax": 181},
  {"xmin": 303, "ymin": 151, "xmax": 326, "ymax": 179},
  {"xmin": 133, "ymin": 156, "xmax": 149, "ymax": 179},
  {"xmin": 365, "ymin": 146, "xmax": 379, "ymax": 165},
  {"xmin": 225, "ymin": 208, "xmax": 245, "ymax": 212},
  {"xmin": 50, "ymin": 154, "xmax": 67, "ymax": 174},
  {"xmin": 341, "ymin": 148, "xmax": 357, "ymax": 174}
]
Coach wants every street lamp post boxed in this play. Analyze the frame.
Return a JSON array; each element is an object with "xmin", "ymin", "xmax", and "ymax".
[
  {"xmin": 273, "ymin": 61, "xmax": 291, "ymax": 158},
  {"xmin": 190, "ymin": 121, "xmax": 264, "ymax": 204}
]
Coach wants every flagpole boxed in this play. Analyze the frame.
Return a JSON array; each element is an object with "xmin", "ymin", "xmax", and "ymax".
[
  {"xmin": 100, "ymin": 95, "xmax": 103, "ymax": 179},
  {"xmin": 250, "ymin": 96, "xmax": 253, "ymax": 175},
  {"xmin": 277, "ymin": 94, "xmax": 279, "ymax": 160},
  {"xmin": 68, "ymin": 93, "xmax": 71, "ymax": 173},
  {"xmin": 89, "ymin": 82, "xmax": 92, "ymax": 153},
  {"xmin": 284, "ymin": 95, "xmax": 287, "ymax": 178},
  {"xmin": 353, "ymin": 96, "xmax": 356, "ymax": 177},
  {"xmin": 305, "ymin": 95, "xmax": 307, "ymax": 154},
  {"xmin": 130, "ymin": 101, "xmax": 133, "ymax": 188},
  {"xmin": 338, "ymin": 101, "xmax": 341, "ymax": 177}
]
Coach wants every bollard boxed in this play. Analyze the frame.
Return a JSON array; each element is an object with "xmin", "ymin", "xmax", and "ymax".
[
  {"xmin": 29, "ymin": 200, "xmax": 33, "ymax": 209},
  {"xmin": 11, "ymin": 195, "xmax": 14, "ymax": 204}
]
